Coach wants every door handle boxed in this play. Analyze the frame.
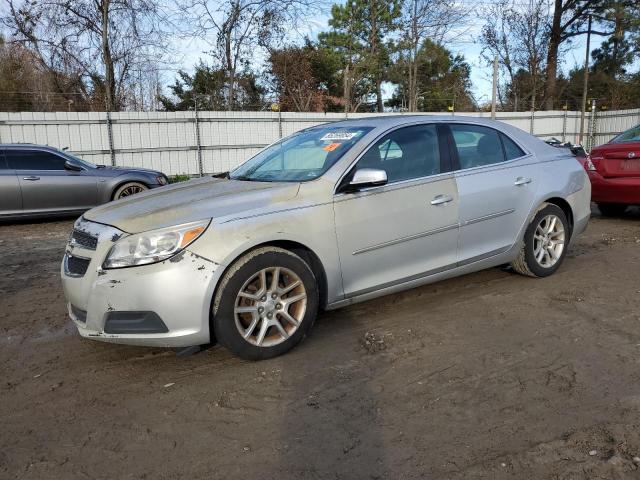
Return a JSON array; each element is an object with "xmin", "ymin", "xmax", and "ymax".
[
  {"xmin": 430, "ymin": 194, "xmax": 453, "ymax": 206},
  {"xmin": 514, "ymin": 177, "xmax": 531, "ymax": 186},
  {"xmin": 23, "ymin": 176, "xmax": 40, "ymax": 181}
]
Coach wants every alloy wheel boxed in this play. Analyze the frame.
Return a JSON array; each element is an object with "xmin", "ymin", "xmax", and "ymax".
[
  {"xmin": 118, "ymin": 185, "xmax": 145, "ymax": 198},
  {"xmin": 533, "ymin": 214, "xmax": 565, "ymax": 268},
  {"xmin": 234, "ymin": 267, "xmax": 307, "ymax": 347}
]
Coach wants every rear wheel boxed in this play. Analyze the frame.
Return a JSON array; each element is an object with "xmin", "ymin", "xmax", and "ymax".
[
  {"xmin": 597, "ymin": 203, "xmax": 627, "ymax": 217},
  {"xmin": 213, "ymin": 247, "xmax": 319, "ymax": 360},
  {"xmin": 511, "ymin": 203, "xmax": 569, "ymax": 278},
  {"xmin": 113, "ymin": 182, "xmax": 148, "ymax": 200}
]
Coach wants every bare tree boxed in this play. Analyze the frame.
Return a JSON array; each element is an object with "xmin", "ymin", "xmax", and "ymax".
[
  {"xmin": 480, "ymin": 0, "xmax": 550, "ymax": 110},
  {"xmin": 543, "ymin": 0, "xmax": 603, "ymax": 109},
  {"xmin": 177, "ymin": 0, "xmax": 316, "ymax": 111},
  {"xmin": 400, "ymin": 0, "xmax": 467, "ymax": 111},
  {"xmin": 3, "ymin": 0, "xmax": 170, "ymax": 111}
]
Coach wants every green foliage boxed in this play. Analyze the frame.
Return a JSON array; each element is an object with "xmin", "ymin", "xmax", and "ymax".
[
  {"xmin": 159, "ymin": 63, "xmax": 265, "ymax": 111},
  {"xmin": 168, "ymin": 174, "xmax": 192, "ymax": 183},
  {"xmin": 388, "ymin": 39, "xmax": 474, "ymax": 111},
  {"xmin": 318, "ymin": 0, "xmax": 401, "ymax": 111}
]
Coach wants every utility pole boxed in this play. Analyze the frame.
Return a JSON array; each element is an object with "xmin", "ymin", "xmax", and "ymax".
[
  {"xmin": 491, "ymin": 56, "xmax": 498, "ymax": 119},
  {"xmin": 579, "ymin": 14, "xmax": 592, "ymax": 144}
]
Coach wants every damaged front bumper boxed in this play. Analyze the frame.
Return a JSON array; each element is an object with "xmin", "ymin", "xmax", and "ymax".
[{"xmin": 61, "ymin": 218, "xmax": 221, "ymax": 348}]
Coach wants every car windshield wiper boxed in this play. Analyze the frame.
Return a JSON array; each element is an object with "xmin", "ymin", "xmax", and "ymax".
[{"xmin": 212, "ymin": 171, "xmax": 229, "ymax": 179}]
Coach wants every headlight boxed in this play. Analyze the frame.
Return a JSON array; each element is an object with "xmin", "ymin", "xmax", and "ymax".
[
  {"xmin": 156, "ymin": 175, "xmax": 168, "ymax": 185},
  {"xmin": 103, "ymin": 220, "xmax": 210, "ymax": 269}
]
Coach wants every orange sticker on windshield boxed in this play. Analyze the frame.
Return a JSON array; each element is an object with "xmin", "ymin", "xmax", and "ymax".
[{"xmin": 323, "ymin": 142, "xmax": 340, "ymax": 152}]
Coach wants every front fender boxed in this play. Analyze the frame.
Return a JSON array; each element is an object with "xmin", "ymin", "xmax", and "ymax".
[{"xmin": 187, "ymin": 202, "xmax": 345, "ymax": 304}]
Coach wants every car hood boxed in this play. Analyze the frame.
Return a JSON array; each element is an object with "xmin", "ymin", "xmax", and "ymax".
[
  {"xmin": 94, "ymin": 165, "xmax": 162, "ymax": 177},
  {"xmin": 84, "ymin": 176, "xmax": 301, "ymax": 233}
]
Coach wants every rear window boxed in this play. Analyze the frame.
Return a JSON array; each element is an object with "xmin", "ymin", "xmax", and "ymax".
[
  {"xmin": 450, "ymin": 124, "xmax": 505, "ymax": 169},
  {"xmin": 610, "ymin": 124, "xmax": 640, "ymax": 144},
  {"xmin": 501, "ymin": 133, "xmax": 525, "ymax": 160}
]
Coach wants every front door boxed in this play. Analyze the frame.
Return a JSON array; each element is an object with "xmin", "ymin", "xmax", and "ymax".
[
  {"xmin": 333, "ymin": 123, "xmax": 459, "ymax": 298},
  {"xmin": 6, "ymin": 149, "xmax": 98, "ymax": 213},
  {"xmin": 446, "ymin": 123, "xmax": 539, "ymax": 265}
]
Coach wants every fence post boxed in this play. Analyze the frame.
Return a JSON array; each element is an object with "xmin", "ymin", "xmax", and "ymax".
[
  {"xmin": 562, "ymin": 104, "xmax": 568, "ymax": 142},
  {"xmin": 194, "ymin": 98, "xmax": 203, "ymax": 177},
  {"xmin": 278, "ymin": 110, "xmax": 283, "ymax": 138},
  {"xmin": 106, "ymin": 111, "xmax": 116, "ymax": 166},
  {"xmin": 587, "ymin": 99, "xmax": 597, "ymax": 152},
  {"xmin": 529, "ymin": 105, "xmax": 536, "ymax": 135}
]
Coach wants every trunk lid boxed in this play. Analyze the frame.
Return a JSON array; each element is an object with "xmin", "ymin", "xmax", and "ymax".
[{"xmin": 590, "ymin": 142, "xmax": 640, "ymax": 178}]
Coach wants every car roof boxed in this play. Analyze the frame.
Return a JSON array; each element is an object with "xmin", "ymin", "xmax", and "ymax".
[
  {"xmin": 311, "ymin": 114, "xmax": 511, "ymax": 128},
  {"xmin": 0, "ymin": 143, "xmax": 62, "ymax": 152}
]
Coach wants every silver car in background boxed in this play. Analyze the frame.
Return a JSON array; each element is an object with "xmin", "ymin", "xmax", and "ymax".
[
  {"xmin": 0, "ymin": 144, "xmax": 168, "ymax": 220},
  {"xmin": 61, "ymin": 116, "xmax": 591, "ymax": 360}
]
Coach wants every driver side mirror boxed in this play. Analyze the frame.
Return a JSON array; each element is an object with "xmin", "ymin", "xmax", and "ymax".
[
  {"xmin": 344, "ymin": 168, "xmax": 388, "ymax": 192},
  {"xmin": 64, "ymin": 160, "xmax": 83, "ymax": 172}
]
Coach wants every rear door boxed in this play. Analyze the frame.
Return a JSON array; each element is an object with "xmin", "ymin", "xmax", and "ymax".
[
  {"xmin": 0, "ymin": 150, "xmax": 23, "ymax": 215},
  {"xmin": 6, "ymin": 149, "xmax": 98, "ymax": 213},
  {"xmin": 333, "ymin": 123, "xmax": 460, "ymax": 297},
  {"xmin": 445, "ymin": 123, "xmax": 538, "ymax": 265}
]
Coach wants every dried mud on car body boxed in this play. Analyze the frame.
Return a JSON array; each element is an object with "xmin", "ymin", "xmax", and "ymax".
[{"xmin": 1, "ymin": 209, "xmax": 640, "ymax": 479}]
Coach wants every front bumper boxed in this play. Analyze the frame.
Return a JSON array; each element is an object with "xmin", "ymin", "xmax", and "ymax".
[
  {"xmin": 588, "ymin": 171, "xmax": 640, "ymax": 205},
  {"xmin": 61, "ymin": 218, "xmax": 221, "ymax": 348}
]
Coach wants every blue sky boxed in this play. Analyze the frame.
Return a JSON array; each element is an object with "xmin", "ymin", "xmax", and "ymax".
[{"xmin": 172, "ymin": 1, "xmax": 606, "ymax": 105}]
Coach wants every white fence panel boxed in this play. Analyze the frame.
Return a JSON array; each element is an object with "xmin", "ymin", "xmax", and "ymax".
[{"xmin": 1, "ymin": 108, "xmax": 638, "ymax": 175}]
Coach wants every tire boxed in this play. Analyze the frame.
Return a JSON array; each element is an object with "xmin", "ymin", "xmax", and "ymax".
[
  {"xmin": 511, "ymin": 203, "xmax": 570, "ymax": 278},
  {"xmin": 597, "ymin": 203, "xmax": 627, "ymax": 217},
  {"xmin": 212, "ymin": 247, "xmax": 319, "ymax": 360},
  {"xmin": 113, "ymin": 182, "xmax": 148, "ymax": 200}
]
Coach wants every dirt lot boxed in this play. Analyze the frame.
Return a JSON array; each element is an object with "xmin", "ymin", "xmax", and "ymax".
[{"xmin": 1, "ymin": 208, "xmax": 640, "ymax": 480}]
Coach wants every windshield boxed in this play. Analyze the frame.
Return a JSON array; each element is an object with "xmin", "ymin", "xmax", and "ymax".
[
  {"xmin": 230, "ymin": 124, "xmax": 373, "ymax": 182},
  {"xmin": 610, "ymin": 124, "xmax": 640, "ymax": 144},
  {"xmin": 65, "ymin": 152, "xmax": 97, "ymax": 168}
]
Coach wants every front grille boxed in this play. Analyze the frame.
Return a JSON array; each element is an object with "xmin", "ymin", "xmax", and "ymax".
[
  {"xmin": 71, "ymin": 229, "xmax": 98, "ymax": 250},
  {"xmin": 65, "ymin": 254, "xmax": 91, "ymax": 277}
]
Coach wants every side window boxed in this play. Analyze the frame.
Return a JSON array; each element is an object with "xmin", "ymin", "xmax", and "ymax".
[
  {"xmin": 501, "ymin": 133, "xmax": 525, "ymax": 160},
  {"xmin": 6, "ymin": 150, "xmax": 67, "ymax": 170},
  {"xmin": 450, "ymin": 124, "xmax": 505, "ymax": 169},
  {"xmin": 356, "ymin": 124, "xmax": 440, "ymax": 183},
  {"xmin": 0, "ymin": 151, "xmax": 7, "ymax": 170}
]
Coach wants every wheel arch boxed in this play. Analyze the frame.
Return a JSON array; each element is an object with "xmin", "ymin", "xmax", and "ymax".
[
  {"xmin": 542, "ymin": 196, "xmax": 574, "ymax": 235},
  {"xmin": 209, "ymin": 239, "xmax": 329, "ymax": 336},
  {"xmin": 110, "ymin": 179, "xmax": 150, "ymax": 201}
]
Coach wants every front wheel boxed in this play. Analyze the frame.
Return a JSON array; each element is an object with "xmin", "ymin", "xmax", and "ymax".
[
  {"xmin": 511, "ymin": 203, "xmax": 569, "ymax": 278},
  {"xmin": 113, "ymin": 182, "xmax": 148, "ymax": 200},
  {"xmin": 213, "ymin": 247, "xmax": 319, "ymax": 360}
]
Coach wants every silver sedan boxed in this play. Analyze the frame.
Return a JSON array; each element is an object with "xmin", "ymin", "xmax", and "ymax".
[
  {"xmin": 60, "ymin": 116, "xmax": 591, "ymax": 360},
  {"xmin": 0, "ymin": 144, "xmax": 168, "ymax": 220}
]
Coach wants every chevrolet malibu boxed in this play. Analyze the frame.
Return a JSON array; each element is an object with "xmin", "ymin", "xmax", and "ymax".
[{"xmin": 61, "ymin": 116, "xmax": 591, "ymax": 360}]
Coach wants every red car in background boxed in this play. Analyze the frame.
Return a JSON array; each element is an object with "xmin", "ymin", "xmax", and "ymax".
[{"xmin": 586, "ymin": 124, "xmax": 640, "ymax": 216}]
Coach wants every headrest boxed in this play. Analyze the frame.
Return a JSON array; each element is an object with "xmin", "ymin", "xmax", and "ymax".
[{"xmin": 477, "ymin": 135, "xmax": 501, "ymax": 156}]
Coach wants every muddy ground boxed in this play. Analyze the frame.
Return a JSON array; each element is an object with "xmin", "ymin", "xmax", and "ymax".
[{"xmin": 1, "ymin": 207, "xmax": 640, "ymax": 479}]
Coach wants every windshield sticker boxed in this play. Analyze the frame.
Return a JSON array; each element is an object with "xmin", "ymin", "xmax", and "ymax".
[
  {"xmin": 321, "ymin": 132, "xmax": 358, "ymax": 141},
  {"xmin": 323, "ymin": 142, "xmax": 341, "ymax": 152}
]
